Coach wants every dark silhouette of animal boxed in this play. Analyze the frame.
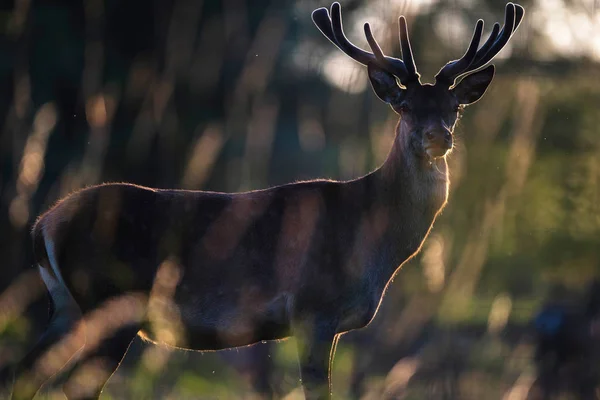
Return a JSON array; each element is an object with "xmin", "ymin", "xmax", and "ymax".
[
  {"xmin": 529, "ymin": 280, "xmax": 600, "ymax": 399},
  {"xmin": 8, "ymin": 2, "xmax": 523, "ymax": 399}
]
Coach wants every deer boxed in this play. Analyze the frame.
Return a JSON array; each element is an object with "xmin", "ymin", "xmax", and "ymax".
[{"xmin": 7, "ymin": 2, "xmax": 524, "ymax": 399}]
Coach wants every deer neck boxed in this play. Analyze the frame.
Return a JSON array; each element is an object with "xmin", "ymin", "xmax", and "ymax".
[
  {"xmin": 358, "ymin": 125, "xmax": 449, "ymax": 282},
  {"xmin": 374, "ymin": 126, "xmax": 449, "ymax": 212}
]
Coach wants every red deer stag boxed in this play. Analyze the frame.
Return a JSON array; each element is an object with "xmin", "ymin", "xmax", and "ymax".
[{"xmin": 8, "ymin": 2, "xmax": 523, "ymax": 399}]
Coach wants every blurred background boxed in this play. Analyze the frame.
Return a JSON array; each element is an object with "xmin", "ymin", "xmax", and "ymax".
[{"xmin": 1, "ymin": 0, "xmax": 600, "ymax": 398}]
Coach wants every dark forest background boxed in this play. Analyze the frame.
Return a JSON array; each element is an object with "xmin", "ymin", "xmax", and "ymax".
[{"xmin": 1, "ymin": 0, "xmax": 600, "ymax": 398}]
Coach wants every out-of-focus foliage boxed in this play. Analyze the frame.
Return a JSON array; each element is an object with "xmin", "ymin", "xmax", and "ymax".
[{"xmin": 1, "ymin": 0, "xmax": 600, "ymax": 398}]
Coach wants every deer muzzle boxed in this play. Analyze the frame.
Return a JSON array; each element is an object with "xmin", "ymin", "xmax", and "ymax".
[{"xmin": 424, "ymin": 128, "xmax": 452, "ymax": 159}]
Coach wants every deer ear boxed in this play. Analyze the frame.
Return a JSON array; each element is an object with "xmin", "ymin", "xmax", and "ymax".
[
  {"xmin": 452, "ymin": 65, "xmax": 495, "ymax": 105},
  {"xmin": 368, "ymin": 63, "xmax": 404, "ymax": 105}
]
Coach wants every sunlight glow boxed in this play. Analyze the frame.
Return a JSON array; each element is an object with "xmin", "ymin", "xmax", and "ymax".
[
  {"xmin": 9, "ymin": 102, "xmax": 57, "ymax": 228},
  {"xmin": 487, "ymin": 293, "xmax": 512, "ymax": 334},
  {"xmin": 502, "ymin": 371, "xmax": 536, "ymax": 400},
  {"xmin": 148, "ymin": 259, "xmax": 185, "ymax": 346},
  {"xmin": 383, "ymin": 357, "xmax": 421, "ymax": 395},
  {"xmin": 322, "ymin": 53, "xmax": 368, "ymax": 94},
  {"xmin": 85, "ymin": 94, "xmax": 110, "ymax": 128},
  {"xmin": 533, "ymin": 0, "xmax": 600, "ymax": 61},
  {"xmin": 182, "ymin": 124, "xmax": 225, "ymax": 189},
  {"xmin": 434, "ymin": 10, "xmax": 471, "ymax": 52},
  {"xmin": 422, "ymin": 234, "xmax": 446, "ymax": 293},
  {"xmin": 389, "ymin": 0, "xmax": 439, "ymax": 14},
  {"xmin": 0, "ymin": 270, "xmax": 44, "ymax": 333}
]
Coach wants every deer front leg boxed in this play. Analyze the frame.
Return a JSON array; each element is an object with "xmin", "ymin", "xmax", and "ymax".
[{"xmin": 294, "ymin": 318, "xmax": 338, "ymax": 400}]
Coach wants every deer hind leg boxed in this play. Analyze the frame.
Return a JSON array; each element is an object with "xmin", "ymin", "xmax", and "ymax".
[
  {"xmin": 62, "ymin": 324, "xmax": 140, "ymax": 400},
  {"xmin": 10, "ymin": 265, "xmax": 85, "ymax": 400}
]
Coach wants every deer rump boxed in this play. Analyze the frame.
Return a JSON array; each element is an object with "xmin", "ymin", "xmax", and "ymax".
[{"xmin": 34, "ymin": 181, "xmax": 435, "ymax": 351}]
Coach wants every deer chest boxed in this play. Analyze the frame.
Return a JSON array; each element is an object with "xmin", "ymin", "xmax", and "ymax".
[{"xmin": 338, "ymin": 294, "xmax": 379, "ymax": 333}]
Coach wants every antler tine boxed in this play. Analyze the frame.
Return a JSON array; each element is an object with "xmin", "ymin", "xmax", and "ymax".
[
  {"xmin": 329, "ymin": 3, "xmax": 380, "ymax": 66},
  {"xmin": 364, "ymin": 23, "xmax": 385, "ymax": 60},
  {"xmin": 398, "ymin": 16, "xmax": 418, "ymax": 79},
  {"xmin": 466, "ymin": 3, "xmax": 519, "ymax": 71},
  {"xmin": 435, "ymin": 19, "xmax": 484, "ymax": 84},
  {"xmin": 312, "ymin": 2, "xmax": 418, "ymax": 85},
  {"xmin": 312, "ymin": 7, "xmax": 338, "ymax": 45},
  {"xmin": 312, "ymin": 4, "xmax": 376, "ymax": 66},
  {"xmin": 472, "ymin": 22, "xmax": 501, "ymax": 64},
  {"xmin": 364, "ymin": 23, "xmax": 410, "ymax": 82},
  {"xmin": 435, "ymin": 3, "xmax": 524, "ymax": 86},
  {"xmin": 515, "ymin": 4, "xmax": 525, "ymax": 28}
]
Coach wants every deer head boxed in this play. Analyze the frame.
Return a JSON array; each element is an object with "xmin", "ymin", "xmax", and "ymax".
[{"xmin": 313, "ymin": 2, "xmax": 524, "ymax": 161}]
